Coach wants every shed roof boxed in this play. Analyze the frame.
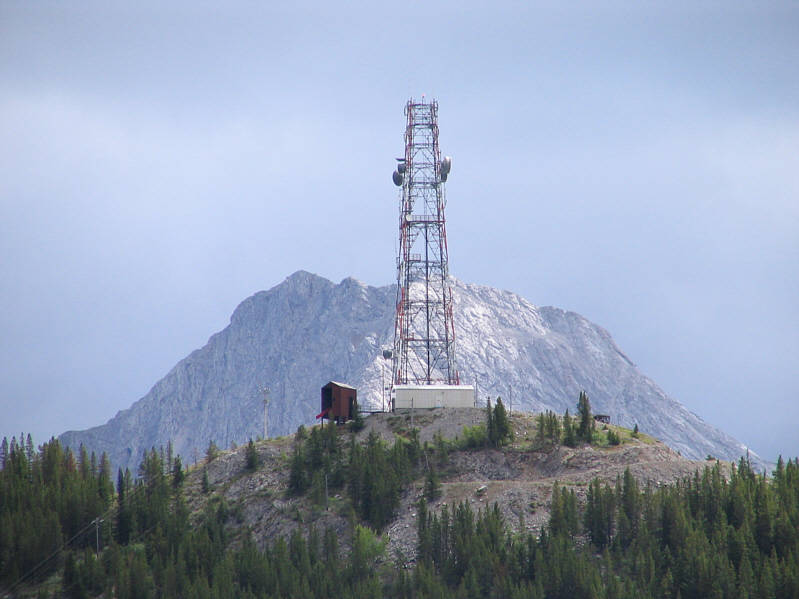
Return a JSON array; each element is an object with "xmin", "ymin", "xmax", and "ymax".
[{"xmin": 323, "ymin": 381, "xmax": 357, "ymax": 390}]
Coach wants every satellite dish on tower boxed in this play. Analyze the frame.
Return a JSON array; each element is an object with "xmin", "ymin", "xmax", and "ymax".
[{"xmin": 441, "ymin": 156, "xmax": 451, "ymax": 174}]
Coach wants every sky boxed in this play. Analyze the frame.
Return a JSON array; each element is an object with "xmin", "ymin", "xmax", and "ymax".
[{"xmin": 1, "ymin": 2, "xmax": 797, "ymax": 461}]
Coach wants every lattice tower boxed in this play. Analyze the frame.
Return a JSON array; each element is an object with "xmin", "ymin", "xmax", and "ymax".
[{"xmin": 391, "ymin": 99, "xmax": 459, "ymax": 387}]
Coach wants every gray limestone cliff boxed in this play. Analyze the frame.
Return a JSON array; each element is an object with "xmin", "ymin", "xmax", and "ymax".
[{"xmin": 60, "ymin": 271, "xmax": 762, "ymax": 472}]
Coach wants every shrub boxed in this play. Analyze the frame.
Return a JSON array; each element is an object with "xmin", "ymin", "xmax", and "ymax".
[{"xmin": 460, "ymin": 424, "xmax": 487, "ymax": 449}]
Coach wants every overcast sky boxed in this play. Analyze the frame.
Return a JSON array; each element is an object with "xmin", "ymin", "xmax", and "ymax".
[{"xmin": 1, "ymin": 2, "xmax": 797, "ymax": 461}]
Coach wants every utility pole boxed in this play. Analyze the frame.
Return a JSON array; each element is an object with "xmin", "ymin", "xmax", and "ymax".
[
  {"xmin": 382, "ymin": 348, "xmax": 393, "ymax": 412},
  {"xmin": 92, "ymin": 518, "xmax": 103, "ymax": 553},
  {"xmin": 260, "ymin": 387, "xmax": 271, "ymax": 440}
]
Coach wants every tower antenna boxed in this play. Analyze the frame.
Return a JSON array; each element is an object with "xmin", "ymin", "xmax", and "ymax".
[{"xmin": 391, "ymin": 99, "xmax": 459, "ymax": 389}]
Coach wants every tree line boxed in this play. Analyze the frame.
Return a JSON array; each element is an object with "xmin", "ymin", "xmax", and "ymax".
[{"xmin": 2, "ymin": 391, "xmax": 798, "ymax": 598}]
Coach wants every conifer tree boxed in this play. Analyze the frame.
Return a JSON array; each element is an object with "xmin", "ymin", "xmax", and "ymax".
[
  {"xmin": 172, "ymin": 456, "xmax": 185, "ymax": 488},
  {"xmin": 245, "ymin": 439, "xmax": 259, "ymax": 472},
  {"xmin": 544, "ymin": 411, "xmax": 561, "ymax": 442},
  {"xmin": 577, "ymin": 391, "xmax": 593, "ymax": 443},
  {"xmin": 0, "ymin": 437, "xmax": 8, "ymax": 469},
  {"xmin": 288, "ymin": 432, "xmax": 309, "ymax": 496},
  {"xmin": 349, "ymin": 399, "xmax": 365, "ymax": 432},
  {"xmin": 485, "ymin": 398, "xmax": 495, "ymax": 447},
  {"xmin": 562, "ymin": 409, "xmax": 576, "ymax": 447},
  {"xmin": 536, "ymin": 412, "xmax": 547, "ymax": 441},
  {"xmin": 493, "ymin": 397, "xmax": 511, "ymax": 446},
  {"xmin": 424, "ymin": 464, "xmax": 441, "ymax": 502},
  {"xmin": 205, "ymin": 440, "xmax": 219, "ymax": 463}
]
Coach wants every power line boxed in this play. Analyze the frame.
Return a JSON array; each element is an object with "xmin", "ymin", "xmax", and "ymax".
[{"xmin": 3, "ymin": 456, "xmax": 181, "ymax": 597}]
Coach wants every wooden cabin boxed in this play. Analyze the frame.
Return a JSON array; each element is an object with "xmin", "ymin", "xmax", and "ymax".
[{"xmin": 317, "ymin": 381, "xmax": 357, "ymax": 424}]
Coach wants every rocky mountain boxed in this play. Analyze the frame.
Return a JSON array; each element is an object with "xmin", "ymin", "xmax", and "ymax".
[{"xmin": 59, "ymin": 270, "xmax": 762, "ymax": 472}]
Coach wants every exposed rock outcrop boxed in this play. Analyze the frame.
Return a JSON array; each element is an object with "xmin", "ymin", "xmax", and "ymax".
[{"xmin": 60, "ymin": 271, "xmax": 763, "ymax": 472}]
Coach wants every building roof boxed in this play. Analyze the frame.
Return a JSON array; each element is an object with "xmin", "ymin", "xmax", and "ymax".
[
  {"xmin": 393, "ymin": 384, "xmax": 474, "ymax": 391},
  {"xmin": 323, "ymin": 381, "xmax": 357, "ymax": 390}
]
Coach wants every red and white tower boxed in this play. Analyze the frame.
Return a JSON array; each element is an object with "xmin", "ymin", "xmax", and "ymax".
[{"xmin": 391, "ymin": 98, "xmax": 459, "ymax": 388}]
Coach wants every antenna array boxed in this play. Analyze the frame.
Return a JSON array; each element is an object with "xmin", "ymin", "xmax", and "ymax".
[{"xmin": 391, "ymin": 99, "xmax": 459, "ymax": 388}]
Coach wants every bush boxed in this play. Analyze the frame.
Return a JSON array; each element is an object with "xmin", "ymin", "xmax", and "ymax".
[{"xmin": 460, "ymin": 424, "xmax": 487, "ymax": 449}]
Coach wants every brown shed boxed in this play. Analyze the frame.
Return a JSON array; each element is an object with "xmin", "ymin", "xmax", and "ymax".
[{"xmin": 317, "ymin": 381, "xmax": 357, "ymax": 424}]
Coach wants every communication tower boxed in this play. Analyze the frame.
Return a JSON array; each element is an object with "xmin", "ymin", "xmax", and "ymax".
[{"xmin": 391, "ymin": 98, "xmax": 459, "ymax": 388}]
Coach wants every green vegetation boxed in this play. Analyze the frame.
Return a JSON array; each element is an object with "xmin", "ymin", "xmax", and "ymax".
[
  {"xmin": 458, "ymin": 397, "xmax": 513, "ymax": 450},
  {"xmin": 562, "ymin": 408, "xmax": 577, "ymax": 447},
  {"xmin": 537, "ymin": 410, "xmax": 562, "ymax": 444},
  {"xmin": 2, "ymin": 403, "xmax": 799, "ymax": 598},
  {"xmin": 412, "ymin": 457, "xmax": 799, "ymax": 599},
  {"xmin": 244, "ymin": 439, "xmax": 259, "ymax": 472},
  {"xmin": 607, "ymin": 428, "xmax": 622, "ymax": 446},
  {"xmin": 348, "ymin": 400, "xmax": 366, "ymax": 433},
  {"xmin": 577, "ymin": 389, "xmax": 594, "ymax": 443}
]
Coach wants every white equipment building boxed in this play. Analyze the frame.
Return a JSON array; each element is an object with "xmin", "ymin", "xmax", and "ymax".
[{"xmin": 393, "ymin": 384, "xmax": 476, "ymax": 411}]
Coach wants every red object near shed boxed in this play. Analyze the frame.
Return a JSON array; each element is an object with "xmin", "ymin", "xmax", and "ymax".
[{"xmin": 317, "ymin": 381, "xmax": 357, "ymax": 424}]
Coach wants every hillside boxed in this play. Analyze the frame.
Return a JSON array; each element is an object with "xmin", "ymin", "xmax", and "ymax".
[
  {"xmin": 3, "ymin": 409, "xmax": 796, "ymax": 599},
  {"xmin": 187, "ymin": 408, "xmax": 718, "ymax": 560},
  {"xmin": 59, "ymin": 271, "xmax": 764, "ymax": 473}
]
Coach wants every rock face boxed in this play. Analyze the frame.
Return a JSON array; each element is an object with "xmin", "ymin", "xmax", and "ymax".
[{"xmin": 59, "ymin": 270, "xmax": 761, "ymax": 472}]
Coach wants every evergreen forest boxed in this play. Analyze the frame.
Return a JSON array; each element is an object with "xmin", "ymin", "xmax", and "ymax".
[{"xmin": 1, "ymin": 398, "xmax": 798, "ymax": 599}]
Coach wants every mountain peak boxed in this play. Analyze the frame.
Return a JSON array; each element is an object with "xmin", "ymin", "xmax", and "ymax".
[{"xmin": 59, "ymin": 274, "xmax": 765, "ymax": 472}]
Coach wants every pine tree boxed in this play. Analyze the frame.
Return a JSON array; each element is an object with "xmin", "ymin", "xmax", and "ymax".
[
  {"xmin": 577, "ymin": 391, "xmax": 593, "ymax": 443},
  {"xmin": 172, "ymin": 456, "xmax": 185, "ymax": 488},
  {"xmin": 544, "ymin": 411, "xmax": 561, "ymax": 442},
  {"xmin": 493, "ymin": 398, "xmax": 511, "ymax": 446},
  {"xmin": 245, "ymin": 439, "xmax": 259, "ymax": 472},
  {"xmin": 485, "ymin": 399, "xmax": 496, "ymax": 447},
  {"xmin": 536, "ymin": 412, "xmax": 547, "ymax": 441},
  {"xmin": 349, "ymin": 399, "xmax": 366, "ymax": 432},
  {"xmin": 562, "ymin": 409, "xmax": 576, "ymax": 447},
  {"xmin": 288, "ymin": 436, "xmax": 309, "ymax": 496},
  {"xmin": 0, "ymin": 437, "xmax": 8, "ymax": 468},
  {"xmin": 205, "ymin": 441, "xmax": 219, "ymax": 463},
  {"xmin": 424, "ymin": 464, "xmax": 441, "ymax": 502}
]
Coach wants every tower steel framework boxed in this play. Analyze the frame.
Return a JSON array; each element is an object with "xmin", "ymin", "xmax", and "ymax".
[{"xmin": 391, "ymin": 99, "xmax": 459, "ymax": 388}]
